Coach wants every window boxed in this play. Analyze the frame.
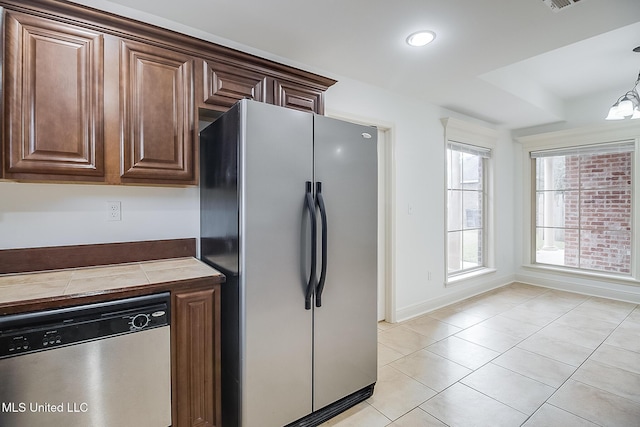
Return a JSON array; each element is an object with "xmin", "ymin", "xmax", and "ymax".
[
  {"xmin": 532, "ymin": 141, "xmax": 634, "ymax": 275},
  {"xmin": 447, "ymin": 142, "xmax": 491, "ymax": 276},
  {"xmin": 443, "ymin": 118, "xmax": 497, "ymax": 282}
]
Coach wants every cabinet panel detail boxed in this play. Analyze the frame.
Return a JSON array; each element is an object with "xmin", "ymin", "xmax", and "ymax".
[
  {"xmin": 274, "ymin": 79, "xmax": 325, "ymax": 114},
  {"xmin": 174, "ymin": 287, "xmax": 221, "ymax": 427},
  {"xmin": 1, "ymin": 0, "xmax": 336, "ymax": 184},
  {"xmin": 4, "ymin": 11, "xmax": 104, "ymax": 176},
  {"xmin": 120, "ymin": 39, "xmax": 194, "ymax": 181},
  {"xmin": 202, "ymin": 59, "xmax": 266, "ymax": 109}
]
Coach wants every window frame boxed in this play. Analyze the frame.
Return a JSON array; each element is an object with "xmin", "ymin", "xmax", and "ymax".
[
  {"xmin": 518, "ymin": 121, "xmax": 640, "ymax": 285},
  {"xmin": 443, "ymin": 118, "xmax": 497, "ymax": 285}
]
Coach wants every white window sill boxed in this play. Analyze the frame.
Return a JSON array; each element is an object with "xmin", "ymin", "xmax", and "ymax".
[
  {"xmin": 446, "ymin": 267, "xmax": 496, "ymax": 286},
  {"xmin": 522, "ymin": 263, "xmax": 640, "ymax": 287}
]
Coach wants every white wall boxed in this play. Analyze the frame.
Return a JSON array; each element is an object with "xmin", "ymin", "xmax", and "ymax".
[
  {"xmin": 0, "ymin": 182, "xmax": 199, "ymax": 249},
  {"xmin": 325, "ymin": 78, "xmax": 517, "ymax": 321},
  {"xmin": 0, "ymin": 0, "xmax": 518, "ymax": 322},
  {"xmin": 0, "ymin": 0, "xmax": 212, "ymax": 252},
  {"xmin": 0, "ymin": 81, "xmax": 518, "ymax": 322}
]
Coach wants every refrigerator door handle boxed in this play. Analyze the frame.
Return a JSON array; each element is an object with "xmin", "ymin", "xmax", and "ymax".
[
  {"xmin": 304, "ymin": 181, "xmax": 317, "ymax": 310},
  {"xmin": 315, "ymin": 181, "xmax": 328, "ymax": 307}
]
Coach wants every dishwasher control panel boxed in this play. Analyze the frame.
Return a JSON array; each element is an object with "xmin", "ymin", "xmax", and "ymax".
[{"xmin": 0, "ymin": 292, "xmax": 170, "ymax": 359}]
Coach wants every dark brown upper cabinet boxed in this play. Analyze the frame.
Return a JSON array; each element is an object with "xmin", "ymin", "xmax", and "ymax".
[
  {"xmin": 3, "ymin": 10, "xmax": 105, "ymax": 181},
  {"xmin": 0, "ymin": 0, "xmax": 336, "ymax": 185},
  {"xmin": 273, "ymin": 78, "xmax": 326, "ymax": 114},
  {"xmin": 119, "ymin": 40, "xmax": 196, "ymax": 184},
  {"xmin": 198, "ymin": 58, "xmax": 330, "ymax": 115},
  {"xmin": 199, "ymin": 58, "xmax": 267, "ymax": 112}
]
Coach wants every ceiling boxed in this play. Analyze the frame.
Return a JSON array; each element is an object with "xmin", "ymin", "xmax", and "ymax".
[{"xmin": 89, "ymin": 0, "xmax": 640, "ymax": 129}]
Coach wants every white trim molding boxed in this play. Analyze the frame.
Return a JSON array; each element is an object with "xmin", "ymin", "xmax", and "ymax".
[
  {"xmin": 442, "ymin": 117, "xmax": 498, "ymax": 148},
  {"xmin": 396, "ymin": 273, "xmax": 515, "ymax": 322},
  {"xmin": 517, "ymin": 120, "xmax": 640, "ymax": 151},
  {"xmin": 515, "ymin": 273, "xmax": 640, "ymax": 304}
]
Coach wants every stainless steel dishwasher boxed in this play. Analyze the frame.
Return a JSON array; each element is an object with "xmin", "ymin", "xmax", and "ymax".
[{"xmin": 0, "ymin": 292, "xmax": 172, "ymax": 427}]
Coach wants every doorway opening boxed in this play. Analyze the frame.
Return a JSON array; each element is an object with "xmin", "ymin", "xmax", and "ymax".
[
  {"xmin": 326, "ymin": 111, "xmax": 395, "ymax": 323},
  {"xmin": 377, "ymin": 127, "xmax": 394, "ymax": 322}
]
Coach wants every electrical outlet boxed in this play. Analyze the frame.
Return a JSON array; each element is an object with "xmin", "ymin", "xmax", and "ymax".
[{"xmin": 107, "ymin": 201, "xmax": 121, "ymax": 221}]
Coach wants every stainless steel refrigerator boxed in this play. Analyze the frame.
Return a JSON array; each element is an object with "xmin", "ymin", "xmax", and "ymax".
[{"xmin": 200, "ymin": 99, "xmax": 377, "ymax": 427}]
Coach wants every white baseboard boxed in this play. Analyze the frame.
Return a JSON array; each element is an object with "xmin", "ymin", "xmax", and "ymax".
[
  {"xmin": 392, "ymin": 271, "xmax": 640, "ymax": 325},
  {"xmin": 515, "ymin": 273, "xmax": 640, "ymax": 304},
  {"xmin": 395, "ymin": 273, "xmax": 516, "ymax": 323}
]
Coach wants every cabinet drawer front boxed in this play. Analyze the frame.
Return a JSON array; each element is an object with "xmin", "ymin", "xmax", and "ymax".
[
  {"xmin": 120, "ymin": 40, "xmax": 195, "ymax": 182},
  {"xmin": 4, "ymin": 12, "xmax": 104, "ymax": 177}
]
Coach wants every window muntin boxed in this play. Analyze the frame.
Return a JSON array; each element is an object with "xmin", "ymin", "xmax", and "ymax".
[
  {"xmin": 447, "ymin": 142, "xmax": 489, "ymax": 276},
  {"xmin": 532, "ymin": 142, "xmax": 634, "ymax": 275}
]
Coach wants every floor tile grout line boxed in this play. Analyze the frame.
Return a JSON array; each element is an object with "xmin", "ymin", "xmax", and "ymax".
[
  {"xmin": 373, "ymin": 286, "xmax": 640, "ymax": 426},
  {"xmin": 564, "ymin": 376, "xmax": 640, "ymax": 406},
  {"xmin": 477, "ymin": 354, "xmax": 572, "ymax": 419},
  {"xmin": 447, "ymin": 292, "xmax": 581, "ymax": 424},
  {"xmin": 542, "ymin": 402, "xmax": 606, "ymax": 427},
  {"xmin": 421, "ymin": 290, "xmax": 590, "ymax": 423},
  {"xmin": 364, "ymin": 401, "xmax": 392, "ymax": 425},
  {"xmin": 546, "ymin": 307, "xmax": 640, "ymax": 408},
  {"xmin": 413, "ymin": 306, "xmax": 549, "ymax": 423},
  {"xmin": 419, "ymin": 379, "xmax": 529, "ymax": 425},
  {"xmin": 507, "ymin": 293, "xmax": 637, "ymax": 426}
]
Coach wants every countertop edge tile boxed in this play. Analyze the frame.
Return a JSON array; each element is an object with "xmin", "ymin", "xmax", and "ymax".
[{"xmin": 0, "ymin": 257, "xmax": 224, "ymax": 311}]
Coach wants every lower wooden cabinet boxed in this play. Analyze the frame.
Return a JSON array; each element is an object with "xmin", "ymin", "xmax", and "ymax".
[{"xmin": 173, "ymin": 285, "xmax": 222, "ymax": 427}]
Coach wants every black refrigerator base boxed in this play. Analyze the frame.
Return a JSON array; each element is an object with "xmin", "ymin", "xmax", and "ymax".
[{"xmin": 284, "ymin": 384, "xmax": 376, "ymax": 427}]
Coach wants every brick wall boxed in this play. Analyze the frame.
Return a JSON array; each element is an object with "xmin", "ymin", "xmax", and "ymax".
[{"xmin": 563, "ymin": 152, "xmax": 632, "ymax": 273}]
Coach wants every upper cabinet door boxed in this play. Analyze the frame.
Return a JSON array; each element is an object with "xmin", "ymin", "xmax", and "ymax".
[
  {"xmin": 1, "ymin": 1, "xmax": 334, "ymax": 185},
  {"xmin": 3, "ymin": 11, "xmax": 104, "ymax": 180},
  {"xmin": 119, "ymin": 39, "xmax": 195, "ymax": 184},
  {"xmin": 273, "ymin": 79, "xmax": 326, "ymax": 114},
  {"xmin": 200, "ymin": 59, "xmax": 267, "ymax": 112}
]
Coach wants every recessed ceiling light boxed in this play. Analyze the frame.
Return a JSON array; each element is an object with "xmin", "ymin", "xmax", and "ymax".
[{"xmin": 406, "ymin": 31, "xmax": 436, "ymax": 47}]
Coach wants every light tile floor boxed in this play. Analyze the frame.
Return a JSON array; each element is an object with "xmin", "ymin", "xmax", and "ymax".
[{"xmin": 320, "ymin": 283, "xmax": 640, "ymax": 427}]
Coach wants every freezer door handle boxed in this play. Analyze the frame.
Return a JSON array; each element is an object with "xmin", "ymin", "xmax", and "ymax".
[
  {"xmin": 304, "ymin": 181, "xmax": 317, "ymax": 310},
  {"xmin": 315, "ymin": 181, "xmax": 328, "ymax": 307}
]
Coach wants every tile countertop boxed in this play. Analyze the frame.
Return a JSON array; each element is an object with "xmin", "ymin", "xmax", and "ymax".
[{"xmin": 0, "ymin": 257, "xmax": 224, "ymax": 309}]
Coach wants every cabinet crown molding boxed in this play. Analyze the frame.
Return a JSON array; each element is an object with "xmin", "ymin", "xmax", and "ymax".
[{"xmin": 0, "ymin": 0, "xmax": 336, "ymax": 89}]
